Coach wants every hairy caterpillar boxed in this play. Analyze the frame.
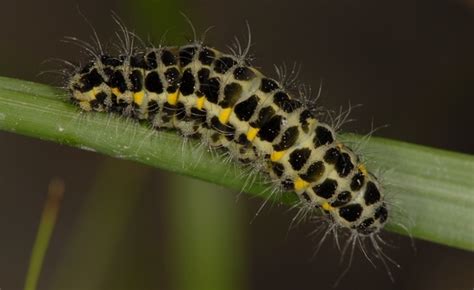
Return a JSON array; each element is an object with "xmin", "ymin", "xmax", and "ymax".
[{"xmin": 66, "ymin": 17, "xmax": 393, "ymax": 278}]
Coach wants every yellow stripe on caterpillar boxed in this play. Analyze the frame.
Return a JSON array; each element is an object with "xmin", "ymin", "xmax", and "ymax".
[
  {"xmin": 167, "ymin": 91, "xmax": 179, "ymax": 105},
  {"xmin": 91, "ymin": 87, "xmax": 99, "ymax": 99},
  {"xmin": 246, "ymin": 127, "xmax": 259, "ymax": 141},
  {"xmin": 133, "ymin": 91, "xmax": 145, "ymax": 105},
  {"xmin": 270, "ymin": 150, "xmax": 286, "ymax": 162},
  {"xmin": 111, "ymin": 88, "xmax": 121, "ymax": 96},
  {"xmin": 218, "ymin": 108, "xmax": 232, "ymax": 124},
  {"xmin": 322, "ymin": 202, "xmax": 333, "ymax": 211},
  {"xmin": 81, "ymin": 90, "xmax": 95, "ymax": 101},
  {"xmin": 196, "ymin": 96, "xmax": 205, "ymax": 110},
  {"xmin": 358, "ymin": 164, "xmax": 368, "ymax": 176},
  {"xmin": 294, "ymin": 177, "xmax": 309, "ymax": 191}
]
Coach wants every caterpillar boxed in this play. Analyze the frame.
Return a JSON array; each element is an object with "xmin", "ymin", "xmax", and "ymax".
[{"xmin": 66, "ymin": 19, "xmax": 391, "ymax": 273}]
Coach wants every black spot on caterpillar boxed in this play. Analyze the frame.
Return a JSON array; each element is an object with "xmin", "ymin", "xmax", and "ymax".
[{"xmin": 65, "ymin": 16, "xmax": 397, "ymax": 282}]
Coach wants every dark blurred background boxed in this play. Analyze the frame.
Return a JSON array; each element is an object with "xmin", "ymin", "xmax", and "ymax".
[{"xmin": 0, "ymin": 0, "xmax": 473, "ymax": 289}]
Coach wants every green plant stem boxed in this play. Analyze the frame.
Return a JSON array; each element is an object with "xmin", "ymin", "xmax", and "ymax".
[{"xmin": 1, "ymin": 76, "xmax": 473, "ymax": 251}]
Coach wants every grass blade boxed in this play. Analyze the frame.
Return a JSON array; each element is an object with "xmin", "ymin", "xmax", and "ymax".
[
  {"xmin": 0, "ymin": 76, "xmax": 472, "ymax": 251},
  {"xmin": 23, "ymin": 178, "xmax": 64, "ymax": 290}
]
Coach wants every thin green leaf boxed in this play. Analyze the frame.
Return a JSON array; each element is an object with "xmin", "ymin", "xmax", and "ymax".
[{"xmin": 0, "ymin": 76, "xmax": 473, "ymax": 251}]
